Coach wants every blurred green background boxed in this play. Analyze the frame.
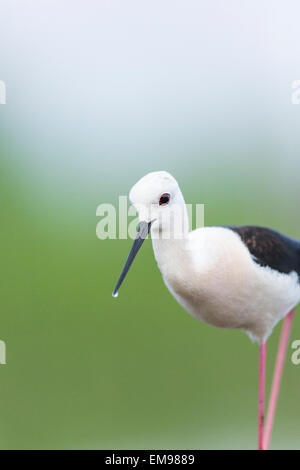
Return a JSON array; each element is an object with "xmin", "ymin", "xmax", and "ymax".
[{"xmin": 0, "ymin": 0, "xmax": 300, "ymax": 449}]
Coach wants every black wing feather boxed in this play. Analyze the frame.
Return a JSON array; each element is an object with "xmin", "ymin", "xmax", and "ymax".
[{"xmin": 225, "ymin": 226, "xmax": 300, "ymax": 278}]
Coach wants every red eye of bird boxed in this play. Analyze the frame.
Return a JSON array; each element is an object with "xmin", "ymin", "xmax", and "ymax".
[{"xmin": 159, "ymin": 193, "xmax": 170, "ymax": 205}]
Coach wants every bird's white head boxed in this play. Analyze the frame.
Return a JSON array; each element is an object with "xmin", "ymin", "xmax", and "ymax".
[
  {"xmin": 112, "ymin": 171, "xmax": 188, "ymax": 297},
  {"xmin": 129, "ymin": 171, "xmax": 188, "ymax": 235}
]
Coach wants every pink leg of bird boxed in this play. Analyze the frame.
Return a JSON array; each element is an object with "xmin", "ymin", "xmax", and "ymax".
[
  {"xmin": 263, "ymin": 309, "xmax": 295, "ymax": 450},
  {"xmin": 258, "ymin": 342, "xmax": 267, "ymax": 450}
]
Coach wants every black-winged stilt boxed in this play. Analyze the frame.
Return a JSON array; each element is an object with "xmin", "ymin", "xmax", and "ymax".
[{"xmin": 112, "ymin": 171, "xmax": 300, "ymax": 450}]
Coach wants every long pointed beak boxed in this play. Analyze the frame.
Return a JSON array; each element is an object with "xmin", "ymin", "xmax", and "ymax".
[{"xmin": 112, "ymin": 221, "xmax": 152, "ymax": 297}]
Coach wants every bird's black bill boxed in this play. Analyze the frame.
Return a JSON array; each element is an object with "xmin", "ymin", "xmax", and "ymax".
[{"xmin": 112, "ymin": 221, "xmax": 152, "ymax": 297}]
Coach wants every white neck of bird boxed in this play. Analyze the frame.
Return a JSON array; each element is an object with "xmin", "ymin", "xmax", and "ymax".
[{"xmin": 151, "ymin": 202, "xmax": 191, "ymax": 275}]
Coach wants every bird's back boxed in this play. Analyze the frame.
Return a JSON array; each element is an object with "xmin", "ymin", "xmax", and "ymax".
[{"xmin": 225, "ymin": 226, "xmax": 300, "ymax": 279}]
